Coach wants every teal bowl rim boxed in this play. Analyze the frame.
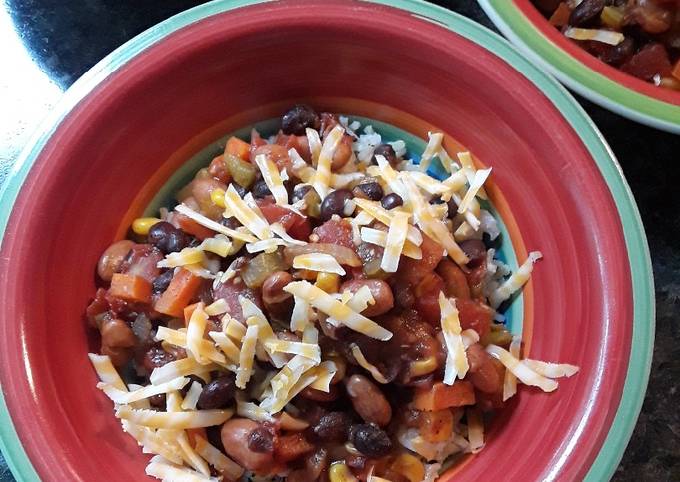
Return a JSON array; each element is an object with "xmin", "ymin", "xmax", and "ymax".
[{"xmin": 0, "ymin": 1, "xmax": 654, "ymax": 481}]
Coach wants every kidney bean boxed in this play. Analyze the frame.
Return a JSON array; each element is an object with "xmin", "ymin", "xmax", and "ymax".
[
  {"xmin": 221, "ymin": 419, "xmax": 275, "ymax": 473},
  {"xmin": 97, "ymin": 240, "xmax": 134, "ymax": 282},
  {"xmin": 300, "ymin": 384, "xmax": 341, "ymax": 402},
  {"xmin": 101, "ymin": 344, "xmax": 132, "ymax": 367},
  {"xmin": 252, "ymin": 179, "xmax": 272, "ymax": 199},
  {"xmin": 345, "ymin": 374, "xmax": 392, "ymax": 426},
  {"xmin": 262, "ymin": 271, "xmax": 294, "ymax": 305},
  {"xmin": 282, "ymin": 104, "xmax": 321, "ymax": 135},
  {"xmin": 467, "ymin": 343, "xmax": 502, "ymax": 394},
  {"xmin": 248, "ymin": 426, "xmax": 274, "ymax": 453},
  {"xmin": 142, "ymin": 346, "xmax": 176, "ymax": 373},
  {"xmin": 598, "ymin": 37, "xmax": 635, "ymax": 66},
  {"xmin": 197, "ymin": 374, "xmax": 236, "ymax": 409},
  {"xmin": 350, "ymin": 423, "xmax": 392, "ymax": 458},
  {"xmin": 340, "ymin": 279, "xmax": 394, "ymax": 317}
]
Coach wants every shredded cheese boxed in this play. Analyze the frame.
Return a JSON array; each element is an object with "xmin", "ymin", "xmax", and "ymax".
[
  {"xmin": 489, "ymin": 251, "xmax": 542, "ymax": 308},
  {"xmin": 293, "ymin": 253, "xmax": 346, "ymax": 275},
  {"xmin": 290, "ymin": 295, "xmax": 311, "ymax": 332},
  {"xmin": 351, "ymin": 344, "xmax": 389, "ymax": 384},
  {"xmin": 236, "ymin": 325, "xmax": 259, "ymax": 389},
  {"xmin": 194, "ymin": 436, "xmax": 244, "ymax": 481},
  {"xmin": 145, "ymin": 458, "xmax": 219, "ymax": 482},
  {"xmin": 420, "ymin": 132, "xmax": 443, "ymax": 172},
  {"xmin": 237, "ymin": 400, "xmax": 275, "ymax": 422},
  {"xmin": 313, "ymin": 125, "xmax": 344, "ymax": 198},
  {"xmin": 439, "ymin": 293, "xmax": 469, "ymax": 384},
  {"xmin": 381, "ymin": 211, "xmax": 409, "ymax": 273},
  {"xmin": 155, "ymin": 327, "xmax": 227, "ymax": 367},
  {"xmin": 198, "ymin": 235, "xmax": 232, "ymax": 257},
  {"xmin": 174, "ymin": 203, "xmax": 256, "ymax": 243},
  {"xmin": 208, "ymin": 331, "xmax": 241, "ymax": 364},
  {"xmin": 98, "ymin": 377, "xmax": 189, "ymax": 405},
  {"xmin": 457, "ymin": 168, "xmax": 492, "ymax": 214},
  {"xmin": 306, "ymin": 127, "xmax": 322, "ymax": 165},
  {"xmin": 245, "ymin": 237, "xmax": 289, "ymax": 254},
  {"xmin": 353, "ymin": 198, "xmax": 422, "ymax": 246},
  {"xmin": 223, "ymin": 184, "xmax": 272, "ymax": 240},
  {"xmin": 359, "ymin": 227, "xmax": 421, "ymax": 259},
  {"xmin": 116, "ymin": 406, "xmax": 233, "ymax": 429},
  {"xmin": 503, "ymin": 336, "xmax": 521, "ymax": 401},
  {"xmin": 565, "ymin": 27, "xmax": 624, "ymax": 45},
  {"xmin": 88, "ymin": 353, "xmax": 127, "ymax": 391},
  {"xmin": 186, "ymin": 303, "xmax": 209, "ymax": 364},
  {"xmin": 283, "ymin": 281, "xmax": 393, "ymax": 340},
  {"xmin": 150, "ymin": 358, "xmax": 216, "ymax": 386},
  {"xmin": 181, "ymin": 381, "xmax": 203, "ymax": 411},
  {"xmin": 254, "ymin": 153, "xmax": 288, "ymax": 205},
  {"xmin": 204, "ymin": 298, "xmax": 229, "ymax": 316},
  {"xmin": 466, "ymin": 407, "xmax": 484, "ymax": 454},
  {"xmin": 486, "ymin": 344, "xmax": 558, "ymax": 392},
  {"xmin": 524, "ymin": 360, "xmax": 579, "ymax": 378},
  {"xmin": 265, "ymin": 339, "xmax": 321, "ymax": 363},
  {"xmin": 158, "ymin": 248, "xmax": 205, "ymax": 269}
]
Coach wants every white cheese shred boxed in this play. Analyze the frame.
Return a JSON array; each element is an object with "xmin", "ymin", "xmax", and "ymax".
[
  {"xmin": 293, "ymin": 253, "xmax": 346, "ymax": 275},
  {"xmin": 490, "ymin": 251, "xmax": 542, "ymax": 308},
  {"xmin": 438, "ymin": 293, "xmax": 469, "ymax": 385}
]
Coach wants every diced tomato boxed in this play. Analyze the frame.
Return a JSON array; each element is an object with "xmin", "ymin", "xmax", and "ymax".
[
  {"xmin": 274, "ymin": 433, "xmax": 314, "ymax": 463},
  {"xmin": 249, "ymin": 128, "xmax": 267, "ymax": 154},
  {"xmin": 175, "ymin": 213, "xmax": 214, "ymax": 240},
  {"xmin": 154, "ymin": 269, "xmax": 202, "ymax": 317},
  {"xmin": 621, "ymin": 43, "xmax": 672, "ymax": 81},
  {"xmin": 225, "ymin": 136, "xmax": 250, "ymax": 162},
  {"xmin": 251, "ymin": 144, "xmax": 293, "ymax": 172},
  {"xmin": 413, "ymin": 272, "xmax": 445, "ymax": 325},
  {"xmin": 412, "ymin": 381, "xmax": 476, "ymax": 411},
  {"xmin": 457, "ymin": 299, "xmax": 493, "ymax": 338},
  {"xmin": 120, "ymin": 244, "xmax": 163, "ymax": 283},
  {"xmin": 548, "ymin": 2, "xmax": 570, "ymax": 27},
  {"xmin": 398, "ymin": 234, "xmax": 444, "ymax": 285},
  {"xmin": 109, "ymin": 274, "xmax": 152, "ymax": 304},
  {"xmin": 212, "ymin": 279, "xmax": 263, "ymax": 324},
  {"xmin": 312, "ymin": 218, "xmax": 354, "ymax": 249},
  {"xmin": 275, "ymin": 131, "xmax": 311, "ymax": 162},
  {"xmin": 207, "ymin": 155, "xmax": 231, "ymax": 184},
  {"xmin": 86, "ymin": 288, "xmax": 110, "ymax": 327},
  {"xmin": 258, "ymin": 201, "xmax": 311, "ymax": 241}
]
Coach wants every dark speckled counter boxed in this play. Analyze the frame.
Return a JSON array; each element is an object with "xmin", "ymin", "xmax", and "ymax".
[{"xmin": 0, "ymin": 1, "xmax": 678, "ymax": 480}]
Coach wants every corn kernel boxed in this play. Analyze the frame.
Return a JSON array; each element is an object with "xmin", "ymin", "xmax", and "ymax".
[
  {"xmin": 328, "ymin": 462, "xmax": 358, "ymax": 482},
  {"xmin": 600, "ymin": 6, "xmax": 624, "ymax": 29},
  {"xmin": 390, "ymin": 453, "xmax": 425, "ymax": 482},
  {"xmin": 211, "ymin": 188, "xmax": 226, "ymax": 208},
  {"xmin": 315, "ymin": 272, "xmax": 340, "ymax": 293},
  {"xmin": 132, "ymin": 217, "xmax": 161, "ymax": 236},
  {"xmin": 409, "ymin": 356, "xmax": 438, "ymax": 377}
]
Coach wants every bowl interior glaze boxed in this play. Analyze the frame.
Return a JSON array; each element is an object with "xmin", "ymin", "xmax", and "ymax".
[{"xmin": 0, "ymin": 1, "xmax": 640, "ymax": 481}]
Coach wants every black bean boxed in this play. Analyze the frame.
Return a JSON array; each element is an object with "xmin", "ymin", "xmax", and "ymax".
[
  {"xmin": 320, "ymin": 189, "xmax": 354, "ymax": 221},
  {"xmin": 311, "ymin": 412, "xmax": 351, "ymax": 442},
  {"xmin": 206, "ymin": 425, "xmax": 225, "ymax": 452},
  {"xmin": 148, "ymin": 221, "xmax": 190, "ymax": 254},
  {"xmin": 247, "ymin": 426, "xmax": 274, "ymax": 453},
  {"xmin": 142, "ymin": 346, "xmax": 176, "ymax": 373},
  {"xmin": 197, "ymin": 374, "xmax": 236, "ymax": 409},
  {"xmin": 281, "ymin": 104, "xmax": 321, "ymax": 135},
  {"xmin": 459, "ymin": 239, "xmax": 487, "ymax": 268},
  {"xmin": 231, "ymin": 182, "xmax": 248, "ymax": 198},
  {"xmin": 148, "ymin": 393, "xmax": 166, "ymax": 409},
  {"xmin": 252, "ymin": 179, "xmax": 272, "ymax": 199},
  {"xmin": 180, "ymin": 375, "xmax": 204, "ymax": 396},
  {"xmin": 599, "ymin": 37, "xmax": 635, "ymax": 66},
  {"xmin": 152, "ymin": 270, "xmax": 174, "ymax": 294},
  {"xmin": 447, "ymin": 198, "xmax": 459, "ymax": 219},
  {"xmin": 352, "ymin": 180, "xmax": 383, "ymax": 201},
  {"xmin": 371, "ymin": 144, "xmax": 398, "ymax": 166},
  {"xmin": 220, "ymin": 216, "xmax": 241, "ymax": 230},
  {"xmin": 569, "ymin": 0, "xmax": 606, "ymax": 26},
  {"xmin": 350, "ymin": 423, "xmax": 392, "ymax": 458},
  {"xmin": 291, "ymin": 184, "xmax": 313, "ymax": 204},
  {"xmin": 381, "ymin": 193, "xmax": 403, "ymax": 210}
]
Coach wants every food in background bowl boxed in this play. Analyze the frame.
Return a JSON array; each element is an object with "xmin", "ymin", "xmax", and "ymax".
[
  {"xmin": 534, "ymin": 0, "xmax": 680, "ymax": 90},
  {"xmin": 86, "ymin": 105, "xmax": 578, "ymax": 481}
]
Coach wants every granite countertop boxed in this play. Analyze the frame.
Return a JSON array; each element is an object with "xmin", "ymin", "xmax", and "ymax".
[{"xmin": 0, "ymin": 1, "xmax": 678, "ymax": 480}]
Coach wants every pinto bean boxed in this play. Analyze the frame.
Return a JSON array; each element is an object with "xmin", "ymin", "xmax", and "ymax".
[
  {"xmin": 340, "ymin": 279, "xmax": 394, "ymax": 317},
  {"xmin": 467, "ymin": 343, "xmax": 502, "ymax": 394},
  {"xmin": 101, "ymin": 318, "xmax": 136, "ymax": 348},
  {"xmin": 97, "ymin": 240, "xmax": 134, "ymax": 282},
  {"xmin": 221, "ymin": 419, "xmax": 275, "ymax": 473},
  {"xmin": 345, "ymin": 374, "xmax": 392, "ymax": 427}
]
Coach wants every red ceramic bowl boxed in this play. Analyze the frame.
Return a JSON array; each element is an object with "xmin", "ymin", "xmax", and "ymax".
[{"xmin": 0, "ymin": 1, "xmax": 653, "ymax": 481}]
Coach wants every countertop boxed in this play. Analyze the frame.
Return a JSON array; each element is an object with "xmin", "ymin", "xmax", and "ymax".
[{"xmin": 0, "ymin": 0, "xmax": 678, "ymax": 480}]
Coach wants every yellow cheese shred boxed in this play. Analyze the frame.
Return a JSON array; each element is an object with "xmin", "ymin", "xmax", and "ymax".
[
  {"xmin": 350, "ymin": 344, "xmax": 389, "ymax": 384},
  {"xmin": 381, "ymin": 211, "xmax": 409, "ymax": 273},
  {"xmin": 88, "ymin": 353, "xmax": 127, "ymax": 391},
  {"xmin": 174, "ymin": 203, "xmax": 256, "ymax": 243},
  {"xmin": 223, "ymin": 184, "xmax": 272, "ymax": 240},
  {"xmin": 486, "ymin": 344, "xmax": 557, "ymax": 392},
  {"xmin": 236, "ymin": 325, "xmax": 259, "ymax": 389},
  {"xmin": 283, "ymin": 280, "xmax": 393, "ymax": 341},
  {"xmin": 116, "ymin": 406, "xmax": 233, "ymax": 429},
  {"xmin": 313, "ymin": 125, "xmax": 344, "ymax": 198},
  {"xmin": 293, "ymin": 253, "xmax": 346, "ymax": 275},
  {"xmin": 438, "ymin": 293, "xmax": 469, "ymax": 385},
  {"xmin": 254, "ymin": 153, "xmax": 288, "ymax": 206},
  {"xmin": 503, "ymin": 336, "xmax": 521, "ymax": 401},
  {"xmin": 194, "ymin": 435, "xmax": 244, "ymax": 481},
  {"xmin": 489, "ymin": 251, "xmax": 542, "ymax": 308}
]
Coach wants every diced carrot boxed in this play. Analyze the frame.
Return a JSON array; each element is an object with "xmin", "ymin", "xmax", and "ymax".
[
  {"xmin": 672, "ymin": 59, "xmax": 680, "ymax": 82},
  {"xmin": 274, "ymin": 433, "xmax": 314, "ymax": 463},
  {"xmin": 412, "ymin": 381, "xmax": 476, "ymax": 411},
  {"xmin": 109, "ymin": 274, "xmax": 152, "ymax": 303},
  {"xmin": 183, "ymin": 302, "xmax": 200, "ymax": 326},
  {"xmin": 226, "ymin": 136, "xmax": 251, "ymax": 162},
  {"xmin": 154, "ymin": 269, "xmax": 203, "ymax": 317},
  {"xmin": 186, "ymin": 428, "xmax": 207, "ymax": 448},
  {"xmin": 175, "ymin": 213, "xmax": 215, "ymax": 240},
  {"xmin": 549, "ymin": 3, "xmax": 571, "ymax": 27}
]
